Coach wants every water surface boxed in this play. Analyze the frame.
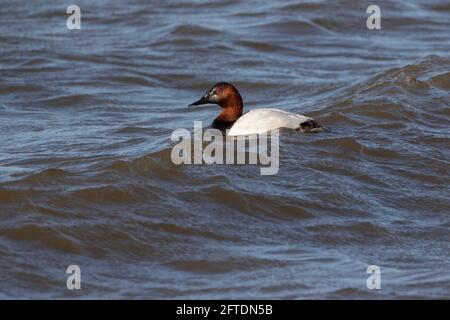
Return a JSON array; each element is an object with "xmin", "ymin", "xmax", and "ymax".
[{"xmin": 0, "ymin": 0, "xmax": 449, "ymax": 299}]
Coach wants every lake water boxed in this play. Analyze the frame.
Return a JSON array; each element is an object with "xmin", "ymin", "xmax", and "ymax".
[{"xmin": 0, "ymin": 0, "xmax": 449, "ymax": 299}]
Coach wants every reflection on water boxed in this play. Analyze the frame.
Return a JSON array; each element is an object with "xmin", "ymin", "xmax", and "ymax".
[{"xmin": 0, "ymin": 0, "xmax": 449, "ymax": 299}]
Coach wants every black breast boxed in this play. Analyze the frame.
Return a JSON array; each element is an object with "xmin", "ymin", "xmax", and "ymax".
[{"xmin": 211, "ymin": 119, "xmax": 235, "ymax": 132}]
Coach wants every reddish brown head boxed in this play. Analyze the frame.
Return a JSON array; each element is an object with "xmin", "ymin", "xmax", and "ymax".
[{"xmin": 189, "ymin": 82, "xmax": 243, "ymax": 122}]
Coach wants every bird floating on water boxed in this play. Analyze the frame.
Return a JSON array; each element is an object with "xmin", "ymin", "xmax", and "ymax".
[{"xmin": 189, "ymin": 82, "xmax": 322, "ymax": 136}]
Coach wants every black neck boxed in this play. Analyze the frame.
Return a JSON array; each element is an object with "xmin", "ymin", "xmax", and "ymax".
[{"xmin": 211, "ymin": 119, "xmax": 236, "ymax": 132}]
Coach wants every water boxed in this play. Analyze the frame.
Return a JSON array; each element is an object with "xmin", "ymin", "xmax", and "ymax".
[{"xmin": 0, "ymin": 0, "xmax": 449, "ymax": 299}]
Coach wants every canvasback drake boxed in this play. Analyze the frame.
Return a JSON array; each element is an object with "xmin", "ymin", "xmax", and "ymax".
[{"xmin": 189, "ymin": 82, "xmax": 322, "ymax": 136}]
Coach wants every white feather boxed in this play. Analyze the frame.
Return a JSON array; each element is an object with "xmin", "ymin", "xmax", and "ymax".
[{"xmin": 227, "ymin": 108, "xmax": 312, "ymax": 136}]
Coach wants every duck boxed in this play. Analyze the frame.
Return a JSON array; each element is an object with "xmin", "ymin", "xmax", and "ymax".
[{"xmin": 188, "ymin": 82, "xmax": 322, "ymax": 136}]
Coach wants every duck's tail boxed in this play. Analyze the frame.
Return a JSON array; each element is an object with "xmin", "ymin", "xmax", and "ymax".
[{"xmin": 297, "ymin": 119, "xmax": 325, "ymax": 133}]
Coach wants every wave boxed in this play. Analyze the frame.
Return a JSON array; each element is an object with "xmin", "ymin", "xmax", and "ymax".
[{"xmin": 169, "ymin": 25, "xmax": 223, "ymax": 37}]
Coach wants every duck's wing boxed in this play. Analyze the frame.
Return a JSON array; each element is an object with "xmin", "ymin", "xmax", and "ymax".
[{"xmin": 227, "ymin": 108, "xmax": 312, "ymax": 136}]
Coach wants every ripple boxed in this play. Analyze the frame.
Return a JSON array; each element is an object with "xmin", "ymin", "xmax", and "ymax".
[
  {"xmin": 251, "ymin": 20, "xmax": 321, "ymax": 34},
  {"xmin": 169, "ymin": 24, "xmax": 223, "ymax": 37},
  {"xmin": 2, "ymin": 225, "xmax": 81, "ymax": 253},
  {"xmin": 430, "ymin": 72, "xmax": 450, "ymax": 90}
]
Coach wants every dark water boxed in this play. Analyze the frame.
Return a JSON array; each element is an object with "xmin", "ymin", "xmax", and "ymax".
[{"xmin": 0, "ymin": 0, "xmax": 449, "ymax": 299}]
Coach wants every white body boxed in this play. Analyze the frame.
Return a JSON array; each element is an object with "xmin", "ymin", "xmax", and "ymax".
[{"xmin": 227, "ymin": 108, "xmax": 312, "ymax": 136}]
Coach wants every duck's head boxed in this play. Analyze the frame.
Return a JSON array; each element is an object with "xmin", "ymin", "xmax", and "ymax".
[{"xmin": 189, "ymin": 82, "xmax": 243, "ymax": 110}]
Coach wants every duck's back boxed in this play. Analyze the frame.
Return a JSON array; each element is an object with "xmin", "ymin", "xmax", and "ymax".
[{"xmin": 227, "ymin": 108, "xmax": 312, "ymax": 136}]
